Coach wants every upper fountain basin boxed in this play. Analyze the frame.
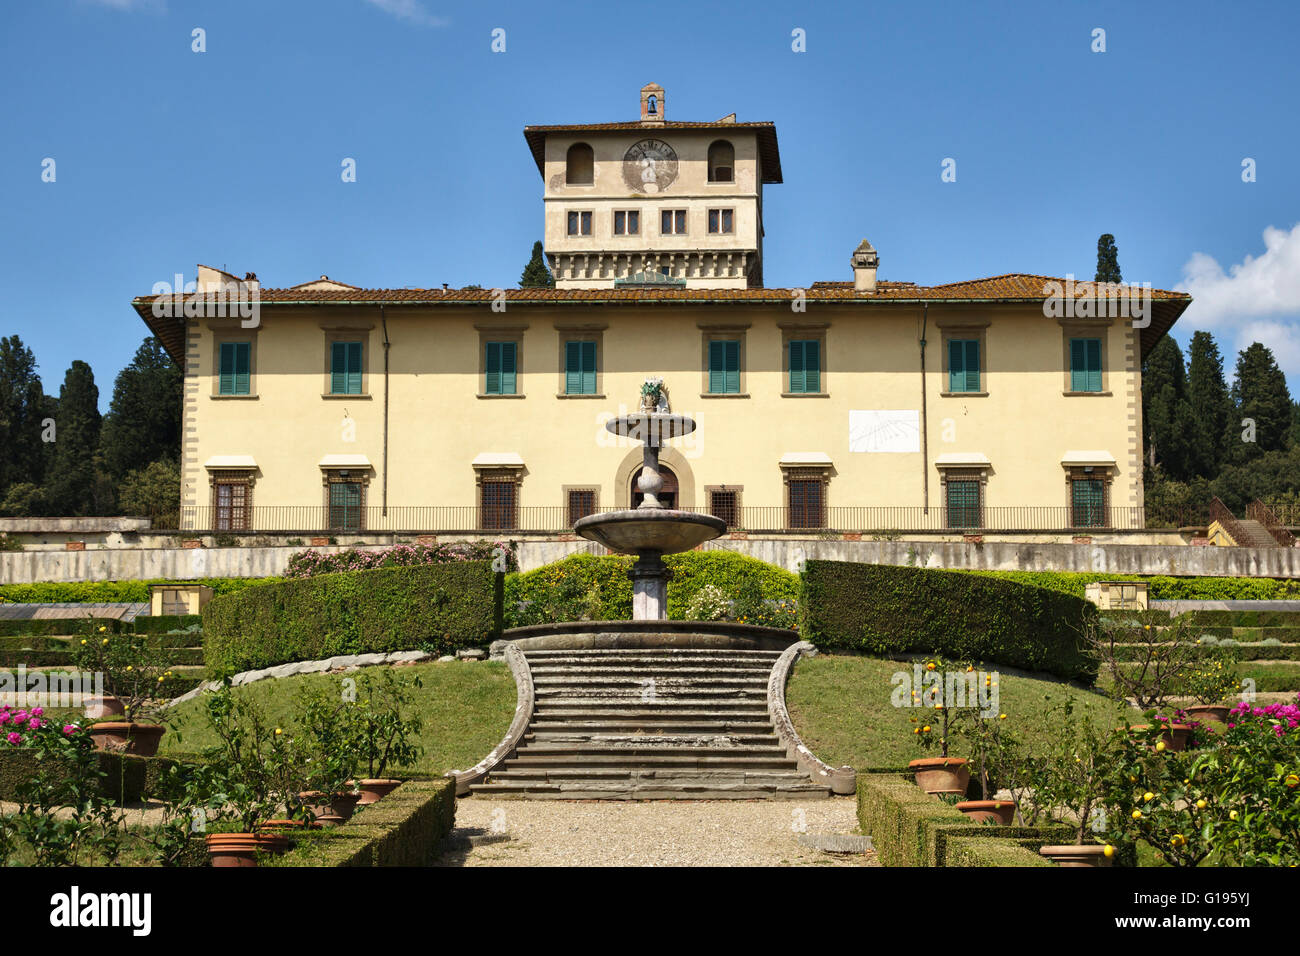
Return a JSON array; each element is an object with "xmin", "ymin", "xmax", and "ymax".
[
  {"xmin": 574, "ymin": 509, "xmax": 726, "ymax": 555},
  {"xmin": 604, "ymin": 413, "xmax": 697, "ymax": 445}
]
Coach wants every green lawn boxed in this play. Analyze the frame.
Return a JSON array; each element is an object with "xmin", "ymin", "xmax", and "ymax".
[
  {"xmin": 159, "ymin": 661, "xmax": 517, "ymax": 775},
  {"xmin": 786, "ymin": 654, "xmax": 1137, "ymax": 769}
]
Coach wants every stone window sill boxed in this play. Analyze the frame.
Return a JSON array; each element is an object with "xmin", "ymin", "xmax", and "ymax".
[
  {"xmin": 211, "ymin": 394, "xmax": 258, "ymax": 400},
  {"xmin": 940, "ymin": 391, "xmax": 988, "ymax": 398},
  {"xmin": 1063, "ymin": 390, "xmax": 1113, "ymax": 397},
  {"xmin": 477, "ymin": 393, "xmax": 526, "ymax": 399},
  {"xmin": 322, "ymin": 393, "xmax": 370, "ymax": 400},
  {"xmin": 555, "ymin": 393, "xmax": 606, "ymax": 400},
  {"xmin": 700, "ymin": 392, "xmax": 750, "ymax": 399},
  {"xmin": 781, "ymin": 392, "xmax": 829, "ymax": 398}
]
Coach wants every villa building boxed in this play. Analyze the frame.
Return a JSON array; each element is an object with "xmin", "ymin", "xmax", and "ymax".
[{"xmin": 134, "ymin": 84, "xmax": 1190, "ymax": 538}]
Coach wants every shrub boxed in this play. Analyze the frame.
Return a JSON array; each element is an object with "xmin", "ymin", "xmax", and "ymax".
[
  {"xmin": 203, "ymin": 562, "xmax": 502, "ymax": 673},
  {"xmin": 285, "ymin": 541, "xmax": 516, "ymax": 578},
  {"xmin": 800, "ymin": 561, "xmax": 1098, "ymax": 682},
  {"xmin": 964, "ymin": 570, "xmax": 1300, "ymax": 601},
  {"xmin": 0, "ymin": 578, "xmax": 276, "ymax": 604},
  {"xmin": 504, "ymin": 551, "xmax": 799, "ymax": 627}
]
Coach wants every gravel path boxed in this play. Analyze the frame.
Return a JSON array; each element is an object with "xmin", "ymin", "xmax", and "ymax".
[{"xmin": 434, "ymin": 795, "xmax": 877, "ymax": 867}]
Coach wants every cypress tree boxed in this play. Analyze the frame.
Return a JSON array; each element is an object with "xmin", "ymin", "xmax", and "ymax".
[
  {"xmin": 1141, "ymin": 335, "xmax": 1193, "ymax": 478},
  {"xmin": 0, "ymin": 335, "xmax": 48, "ymax": 499},
  {"xmin": 519, "ymin": 241, "xmax": 554, "ymax": 288},
  {"xmin": 1230, "ymin": 342, "xmax": 1292, "ymax": 461},
  {"xmin": 1095, "ymin": 234, "xmax": 1122, "ymax": 284},
  {"xmin": 45, "ymin": 361, "xmax": 102, "ymax": 516},
  {"xmin": 99, "ymin": 336, "xmax": 183, "ymax": 481},
  {"xmin": 1185, "ymin": 331, "xmax": 1234, "ymax": 478}
]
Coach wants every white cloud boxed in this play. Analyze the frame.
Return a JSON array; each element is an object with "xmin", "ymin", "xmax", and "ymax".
[
  {"xmin": 1179, "ymin": 223, "xmax": 1300, "ymax": 329},
  {"xmin": 362, "ymin": 0, "xmax": 448, "ymax": 26}
]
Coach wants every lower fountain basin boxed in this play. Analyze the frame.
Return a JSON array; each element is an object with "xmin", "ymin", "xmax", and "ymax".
[{"xmin": 574, "ymin": 509, "xmax": 726, "ymax": 555}]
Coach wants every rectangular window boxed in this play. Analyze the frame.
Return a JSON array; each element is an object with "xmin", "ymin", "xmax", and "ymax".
[
  {"xmin": 613, "ymin": 210, "xmax": 640, "ymax": 235},
  {"xmin": 707, "ymin": 340, "xmax": 741, "ymax": 394},
  {"xmin": 1069, "ymin": 337, "xmax": 1103, "ymax": 392},
  {"xmin": 213, "ymin": 479, "xmax": 250, "ymax": 531},
  {"xmin": 947, "ymin": 339, "xmax": 980, "ymax": 393},
  {"xmin": 480, "ymin": 478, "xmax": 518, "ymax": 531},
  {"xmin": 567, "ymin": 489, "xmax": 597, "ymax": 526},
  {"xmin": 567, "ymin": 211, "xmax": 592, "ymax": 236},
  {"xmin": 709, "ymin": 489, "xmax": 739, "ymax": 528},
  {"xmin": 330, "ymin": 341, "xmax": 363, "ymax": 395},
  {"xmin": 788, "ymin": 339, "xmax": 821, "ymax": 394},
  {"xmin": 564, "ymin": 340, "xmax": 597, "ymax": 395},
  {"xmin": 945, "ymin": 479, "xmax": 982, "ymax": 529},
  {"xmin": 707, "ymin": 209, "xmax": 734, "ymax": 234},
  {"xmin": 788, "ymin": 478, "xmax": 825, "ymax": 529},
  {"xmin": 218, "ymin": 342, "xmax": 251, "ymax": 395},
  {"xmin": 485, "ymin": 341, "xmax": 517, "ymax": 395},
  {"xmin": 660, "ymin": 209, "xmax": 687, "ymax": 235},
  {"xmin": 328, "ymin": 481, "xmax": 363, "ymax": 531},
  {"xmin": 1071, "ymin": 478, "xmax": 1106, "ymax": 527}
]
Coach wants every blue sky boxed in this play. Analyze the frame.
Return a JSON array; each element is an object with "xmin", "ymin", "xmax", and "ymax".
[{"xmin": 3, "ymin": 0, "xmax": 1299, "ymax": 410}]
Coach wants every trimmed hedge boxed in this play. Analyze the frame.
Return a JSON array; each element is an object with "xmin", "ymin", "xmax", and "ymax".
[
  {"xmin": 268, "ymin": 778, "xmax": 456, "ymax": 867},
  {"xmin": 0, "ymin": 750, "xmax": 204, "ymax": 805},
  {"xmin": 0, "ymin": 578, "xmax": 277, "ymax": 605},
  {"xmin": 964, "ymin": 570, "xmax": 1300, "ymax": 602},
  {"xmin": 800, "ymin": 561, "xmax": 1099, "ymax": 682},
  {"xmin": 504, "ymin": 551, "xmax": 799, "ymax": 627},
  {"xmin": 856, "ymin": 773, "xmax": 1074, "ymax": 867},
  {"xmin": 944, "ymin": 837, "xmax": 1054, "ymax": 867},
  {"xmin": 203, "ymin": 562, "xmax": 503, "ymax": 673}
]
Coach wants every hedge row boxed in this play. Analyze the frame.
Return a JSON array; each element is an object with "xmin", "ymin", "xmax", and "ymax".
[
  {"xmin": 800, "ymin": 561, "xmax": 1099, "ymax": 682},
  {"xmin": 268, "ymin": 778, "xmax": 456, "ymax": 867},
  {"xmin": 943, "ymin": 837, "xmax": 1054, "ymax": 867},
  {"xmin": 503, "ymin": 551, "xmax": 799, "ymax": 627},
  {"xmin": 0, "ymin": 750, "xmax": 203, "ymax": 805},
  {"xmin": 964, "ymin": 570, "xmax": 1300, "ymax": 602},
  {"xmin": 203, "ymin": 562, "xmax": 502, "ymax": 673},
  {"xmin": 856, "ymin": 773, "xmax": 1072, "ymax": 867},
  {"xmin": 0, "ymin": 579, "xmax": 276, "ymax": 604}
]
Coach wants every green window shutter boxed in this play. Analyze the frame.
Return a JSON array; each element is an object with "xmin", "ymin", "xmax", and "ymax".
[
  {"xmin": 346, "ymin": 342, "xmax": 362, "ymax": 394},
  {"xmin": 789, "ymin": 340, "xmax": 804, "ymax": 393},
  {"xmin": 485, "ymin": 342, "xmax": 501, "ymax": 394},
  {"xmin": 964, "ymin": 340, "xmax": 980, "ymax": 392},
  {"xmin": 234, "ymin": 342, "xmax": 250, "ymax": 395},
  {"xmin": 708, "ymin": 340, "xmax": 740, "ymax": 394},
  {"xmin": 1070, "ymin": 338, "xmax": 1102, "ymax": 392},
  {"xmin": 219, "ymin": 343, "xmax": 235, "ymax": 394},
  {"xmin": 796, "ymin": 340, "xmax": 820, "ymax": 393},
  {"xmin": 331, "ymin": 342, "xmax": 347, "ymax": 394},
  {"xmin": 580, "ymin": 341, "xmax": 596, "ymax": 394},
  {"xmin": 220, "ymin": 342, "xmax": 250, "ymax": 395},
  {"xmin": 948, "ymin": 339, "xmax": 964, "ymax": 392},
  {"xmin": 565, "ymin": 340, "xmax": 581, "ymax": 394},
  {"xmin": 492, "ymin": 341, "xmax": 517, "ymax": 394}
]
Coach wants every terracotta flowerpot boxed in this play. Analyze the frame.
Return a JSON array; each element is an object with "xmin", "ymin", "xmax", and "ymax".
[
  {"xmin": 205, "ymin": 832, "xmax": 289, "ymax": 868},
  {"xmin": 955, "ymin": 800, "xmax": 1015, "ymax": 824},
  {"xmin": 1039, "ymin": 844, "xmax": 1113, "ymax": 867},
  {"xmin": 1183, "ymin": 704, "xmax": 1232, "ymax": 724},
  {"xmin": 84, "ymin": 695, "xmax": 125, "ymax": 720},
  {"xmin": 1131, "ymin": 724, "xmax": 1192, "ymax": 751},
  {"xmin": 87, "ymin": 721, "xmax": 165, "ymax": 757},
  {"xmin": 298, "ymin": 790, "xmax": 361, "ymax": 826},
  {"xmin": 908, "ymin": 757, "xmax": 970, "ymax": 795},
  {"xmin": 354, "ymin": 779, "xmax": 403, "ymax": 806}
]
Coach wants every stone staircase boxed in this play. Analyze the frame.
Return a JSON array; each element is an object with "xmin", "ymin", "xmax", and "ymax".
[
  {"xmin": 1231, "ymin": 518, "xmax": 1283, "ymax": 549},
  {"xmin": 470, "ymin": 647, "xmax": 833, "ymax": 800}
]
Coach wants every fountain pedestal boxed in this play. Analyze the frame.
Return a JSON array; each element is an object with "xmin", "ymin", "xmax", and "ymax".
[{"xmin": 629, "ymin": 553, "xmax": 671, "ymax": 621}]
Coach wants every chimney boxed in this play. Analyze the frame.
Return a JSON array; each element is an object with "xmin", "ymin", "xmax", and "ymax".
[
  {"xmin": 851, "ymin": 239, "xmax": 879, "ymax": 292},
  {"xmin": 640, "ymin": 83, "xmax": 665, "ymax": 125}
]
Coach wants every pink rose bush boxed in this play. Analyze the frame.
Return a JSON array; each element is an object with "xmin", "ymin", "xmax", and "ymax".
[
  {"xmin": 0, "ymin": 705, "xmax": 85, "ymax": 747},
  {"xmin": 284, "ymin": 540, "xmax": 516, "ymax": 578}
]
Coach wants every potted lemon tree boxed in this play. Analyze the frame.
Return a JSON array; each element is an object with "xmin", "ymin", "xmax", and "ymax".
[
  {"xmin": 350, "ymin": 669, "xmax": 424, "ymax": 805},
  {"xmin": 72, "ymin": 618, "xmax": 175, "ymax": 756},
  {"xmin": 906, "ymin": 657, "xmax": 971, "ymax": 795}
]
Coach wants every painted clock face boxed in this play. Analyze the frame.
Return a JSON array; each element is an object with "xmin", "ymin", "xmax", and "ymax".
[{"xmin": 622, "ymin": 139, "xmax": 679, "ymax": 193}]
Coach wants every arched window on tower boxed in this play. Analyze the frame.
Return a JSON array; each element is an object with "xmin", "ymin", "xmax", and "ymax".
[
  {"xmin": 707, "ymin": 140, "xmax": 734, "ymax": 183},
  {"xmin": 566, "ymin": 143, "xmax": 594, "ymax": 185},
  {"xmin": 647, "ymin": 96, "xmax": 657, "ymax": 115}
]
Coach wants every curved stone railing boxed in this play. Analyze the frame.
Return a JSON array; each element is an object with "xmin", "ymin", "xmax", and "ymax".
[
  {"xmin": 767, "ymin": 641, "xmax": 856, "ymax": 795},
  {"xmin": 445, "ymin": 642, "xmax": 535, "ymax": 796}
]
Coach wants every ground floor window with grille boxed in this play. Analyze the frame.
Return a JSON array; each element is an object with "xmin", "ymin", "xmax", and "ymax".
[
  {"xmin": 945, "ymin": 479, "xmax": 982, "ymax": 529},
  {"xmin": 567, "ymin": 488, "xmax": 597, "ymax": 526},
  {"xmin": 1071, "ymin": 477, "xmax": 1107, "ymax": 528},
  {"xmin": 787, "ymin": 476, "xmax": 826, "ymax": 529},
  {"xmin": 709, "ymin": 488, "xmax": 740, "ymax": 528},
  {"xmin": 480, "ymin": 475, "xmax": 519, "ymax": 530},
  {"xmin": 328, "ymin": 480, "xmax": 365, "ymax": 531},
  {"xmin": 211, "ymin": 474, "xmax": 252, "ymax": 531}
]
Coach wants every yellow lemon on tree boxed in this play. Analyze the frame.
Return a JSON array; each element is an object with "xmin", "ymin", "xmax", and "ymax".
[
  {"xmin": 922, "ymin": 726, "xmax": 931, "ymax": 733},
  {"xmin": 1229, "ymin": 810, "xmax": 1239, "ymax": 821},
  {"xmin": 1196, "ymin": 799, "xmax": 1208, "ymax": 810},
  {"xmin": 1143, "ymin": 792, "xmax": 1154, "ymax": 802},
  {"xmin": 1156, "ymin": 741, "xmax": 1167, "ymax": 752},
  {"xmin": 1131, "ymin": 809, "xmax": 1142, "ymax": 820},
  {"xmin": 1285, "ymin": 774, "xmax": 1300, "ymax": 789},
  {"xmin": 1103, "ymin": 845, "xmax": 1115, "ymax": 858}
]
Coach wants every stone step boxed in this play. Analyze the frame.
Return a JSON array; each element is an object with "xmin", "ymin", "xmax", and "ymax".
[
  {"xmin": 529, "ymin": 719, "xmax": 775, "ymax": 734},
  {"xmin": 534, "ymin": 701, "xmax": 771, "ymax": 714},
  {"xmin": 505, "ymin": 753, "xmax": 796, "ymax": 769},
  {"xmin": 522, "ymin": 648, "xmax": 783, "ymax": 659},
  {"xmin": 532, "ymin": 674, "xmax": 767, "ymax": 686},
  {"xmin": 526, "ymin": 731, "xmax": 781, "ymax": 745},
  {"xmin": 484, "ymin": 767, "xmax": 810, "ymax": 783},
  {"xmin": 515, "ymin": 741, "xmax": 788, "ymax": 756},
  {"xmin": 470, "ymin": 779, "xmax": 830, "ymax": 800},
  {"xmin": 528, "ymin": 658, "xmax": 776, "ymax": 671},
  {"xmin": 534, "ymin": 688, "xmax": 767, "ymax": 702}
]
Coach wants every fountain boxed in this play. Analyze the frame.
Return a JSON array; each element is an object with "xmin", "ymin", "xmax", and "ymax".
[{"xmin": 574, "ymin": 383, "xmax": 725, "ymax": 620}]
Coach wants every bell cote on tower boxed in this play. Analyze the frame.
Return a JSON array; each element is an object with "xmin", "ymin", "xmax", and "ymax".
[{"xmin": 640, "ymin": 83, "xmax": 665, "ymax": 125}]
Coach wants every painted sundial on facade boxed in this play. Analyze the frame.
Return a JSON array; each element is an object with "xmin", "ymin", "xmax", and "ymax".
[{"xmin": 622, "ymin": 139, "xmax": 679, "ymax": 193}]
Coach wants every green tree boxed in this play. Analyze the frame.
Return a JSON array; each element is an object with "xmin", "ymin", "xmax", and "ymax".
[
  {"xmin": 98, "ymin": 337, "xmax": 182, "ymax": 481},
  {"xmin": 0, "ymin": 335, "xmax": 48, "ymax": 499},
  {"xmin": 45, "ymin": 361, "xmax": 102, "ymax": 516},
  {"xmin": 1230, "ymin": 342, "xmax": 1292, "ymax": 462},
  {"xmin": 116, "ymin": 458, "xmax": 180, "ymax": 527},
  {"xmin": 1185, "ymin": 331, "xmax": 1234, "ymax": 479},
  {"xmin": 518, "ymin": 240, "xmax": 554, "ymax": 288},
  {"xmin": 1142, "ymin": 335, "xmax": 1193, "ymax": 479},
  {"xmin": 1095, "ymin": 234, "xmax": 1122, "ymax": 284}
]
